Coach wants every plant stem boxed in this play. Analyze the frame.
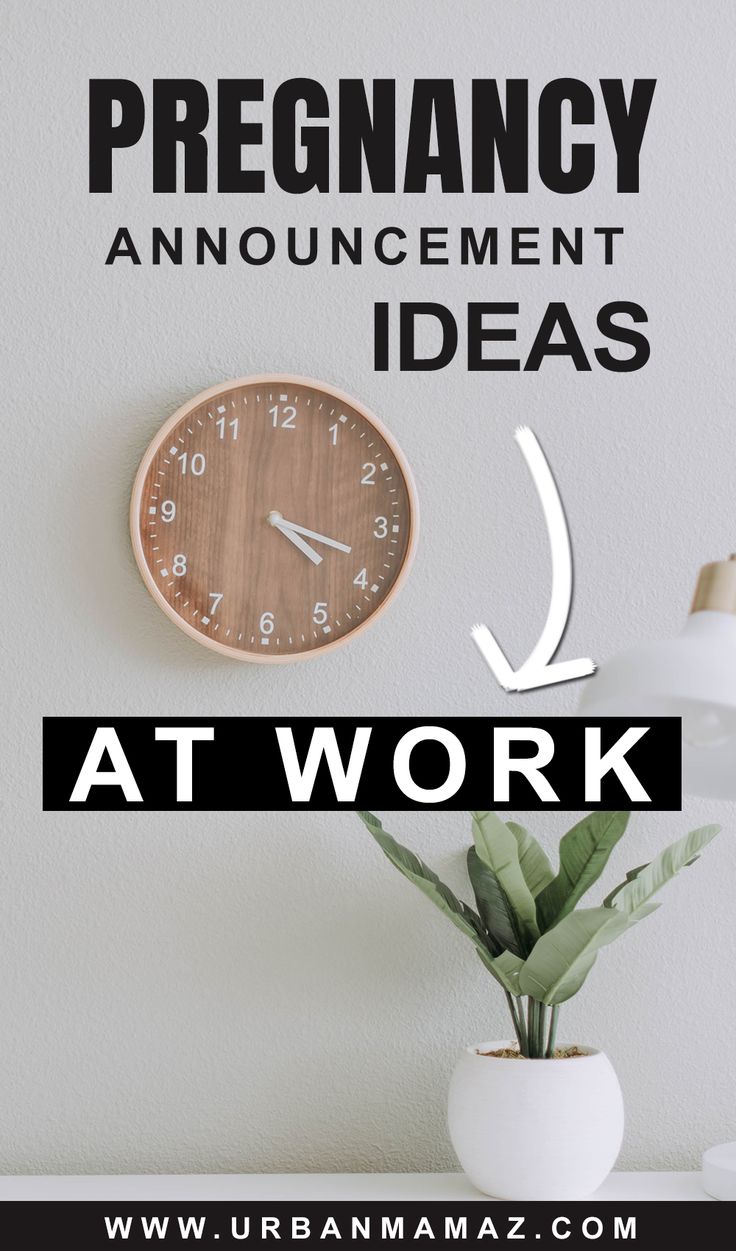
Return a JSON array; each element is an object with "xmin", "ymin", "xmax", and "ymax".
[
  {"xmin": 518, "ymin": 999, "xmax": 558, "ymax": 1058},
  {"xmin": 506, "ymin": 993, "xmax": 528, "ymax": 1056},
  {"xmin": 517, "ymin": 1002, "xmax": 529, "ymax": 1056},
  {"xmin": 523, "ymin": 999, "xmax": 551, "ymax": 1058},
  {"xmin": 546, "ymin": 1005, "xmax": 560, "ymax": 1058},
  {"xmin": 505, "ymin": 991, "xmax": 523, "ymax": 1051}
]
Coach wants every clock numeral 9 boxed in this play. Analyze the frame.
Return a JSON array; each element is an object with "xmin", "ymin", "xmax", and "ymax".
[
  {"xmin": 161, "ymin": 500, "xmax": 176, "ymax": 523},
  {"xmin": 361, "ymin": 463, "xmax": 376, "ymax": 485},
  {"xmin": 312, "ymin": 602, "xmax": 328, "ymax": 626},
  {"xmin": 269, "ymin": 404, "xmax": 297, "ymax": 429},
  {"xmin": 173, "ymin": 553, "xmax": 187, "ymax": 576},
  {"xmin": 373, "ymin": 516, "xmax": 388, "ymax": 538},
  {"xmin": 178, "ymin": 451, "xmax": 206, "ymax": 476},
  {"xmin": 259, "ymin": 611, "xmax": 275, "ymax": 635}
]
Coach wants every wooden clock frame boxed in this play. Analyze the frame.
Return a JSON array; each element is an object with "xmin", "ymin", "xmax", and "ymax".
[{"xmin": 129, "ymin": 374, "xmax": 420, "ymax": 663}]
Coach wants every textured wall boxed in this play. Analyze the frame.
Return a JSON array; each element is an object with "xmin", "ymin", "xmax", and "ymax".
[{"xmin": 3, "ymin": 0, "xmax": 736, "ymax": 1174}]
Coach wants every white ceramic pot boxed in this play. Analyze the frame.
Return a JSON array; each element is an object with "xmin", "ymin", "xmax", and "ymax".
[{"xmin": 448, "ymin": 1040, "xmax": 624, "ymax": 1200}]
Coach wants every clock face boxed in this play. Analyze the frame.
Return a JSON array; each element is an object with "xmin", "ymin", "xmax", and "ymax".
[{"xmin": 130, "ymin": 375, "xmax": 418, "ymax": 662}]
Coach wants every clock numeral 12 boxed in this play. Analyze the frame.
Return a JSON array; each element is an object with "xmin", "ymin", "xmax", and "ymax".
[
  {"xmin": 373, "ymin": 516, "xmax": 388, "ymax": 538},
  {"xmin": 269, "ymin": 404, "xmax": 296, "ymax": 429}
]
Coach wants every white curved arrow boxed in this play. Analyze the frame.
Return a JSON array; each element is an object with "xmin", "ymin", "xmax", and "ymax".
[{"xmin": 471, "ymin": 426, "xmax": 596, "ymax": 692}]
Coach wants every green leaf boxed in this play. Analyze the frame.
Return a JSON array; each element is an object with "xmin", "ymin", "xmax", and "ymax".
[
  {"xmin": 610, "ymin": 825, "xmax": 721, "ymax": 921},
  {"xmin": 603, "ymin": 863, "xmax": 649, "ymax": 908},
  {"xmin": 477, "ymin": 948, "xmax": 525, "ymax": 996},
  {"xmin": 506, "ymin": 821, "xmax": 555, "ymax": 898},
  {"xmin": 626, "ymin": 901, "xmax": 661, "ymax": 922},
  {"xmin": 470, "ymin": 812, "xmax": 539, "ymax": 951},
  {"xmin": 536, "ymin": 812, "xmax": 630, "ymax": 931},
  {"xmin": 519, "ymin": 906, "xmax": 631, "ymax": 1005},
  {"xmin": 466, "ymin": 847, "xmax": 525, "ymax": 957},
  {"xmin": 358, "ymin": 810, "xmax": 489, "ymax": 953}
]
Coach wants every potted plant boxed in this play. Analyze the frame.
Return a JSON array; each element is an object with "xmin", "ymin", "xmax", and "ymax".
[{"xmin": 358, "ymin": 809, "xmax": 720, "ymax": 1200}]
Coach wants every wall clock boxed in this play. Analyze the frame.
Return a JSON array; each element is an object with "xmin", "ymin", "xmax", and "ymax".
[{"xmin": 130, "ymin": 375, "xmax": 419, "ymax": 662}]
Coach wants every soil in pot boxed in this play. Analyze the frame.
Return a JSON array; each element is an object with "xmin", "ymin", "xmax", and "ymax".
[{"xmin": 478, "ymin": 1045, "xmax": 588, "ymax": 1059}]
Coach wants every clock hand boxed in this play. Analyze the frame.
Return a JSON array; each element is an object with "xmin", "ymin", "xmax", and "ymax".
[
  {"xmin": 275, "ymin": 516, "xmax": 352, "ymax": 554},
  {"xmin": 272, "ymin": 522, "xmax": 323, "ymax": 566}
]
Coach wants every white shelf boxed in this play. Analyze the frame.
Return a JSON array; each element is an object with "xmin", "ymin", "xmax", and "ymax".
[{"xmin": 0, "ymin": 1172, "xmax": 712, "ymax": 1202}]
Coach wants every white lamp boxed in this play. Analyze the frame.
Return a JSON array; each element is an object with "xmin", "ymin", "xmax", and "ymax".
[
  {"xmin": 579, "ymin": 555, "xmax": 736, "ymax": 799},
  {"xmin": 580, "ymin": 554, "xmax": 736, "ymax": 1198}
]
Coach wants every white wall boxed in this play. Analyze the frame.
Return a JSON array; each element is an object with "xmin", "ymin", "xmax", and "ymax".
[{"xmin": 3, "ymin": 0, "xmax": 736, "ymax": 1174}]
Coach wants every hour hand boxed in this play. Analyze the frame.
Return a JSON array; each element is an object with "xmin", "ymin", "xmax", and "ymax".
[
  {"xmin": 269, "ymin": 515, "xmax": 323, "ymax": 565},
  {"xmin": 276, "ymin": 517, "xmax": 352, "ymax": 554}
]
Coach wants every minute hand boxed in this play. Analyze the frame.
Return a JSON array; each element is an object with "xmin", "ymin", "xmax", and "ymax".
[{"xmin": 277, "ymin": 518, "xmax": 352, "ymax": 554}]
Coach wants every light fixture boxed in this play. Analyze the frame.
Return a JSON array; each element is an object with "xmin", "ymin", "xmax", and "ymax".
[
  {"xmin": 580, "ymin": 558, "xmax": 736, "ymax": 1199},
  {"xmin": 579, "ymin": 555, "xmax": 736, "ymax": 799}
]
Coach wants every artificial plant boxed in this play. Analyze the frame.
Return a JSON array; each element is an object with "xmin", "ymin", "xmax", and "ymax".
[{"xmin": 358, "ymin": 810, "xmax": 720, "ymax": 1058}]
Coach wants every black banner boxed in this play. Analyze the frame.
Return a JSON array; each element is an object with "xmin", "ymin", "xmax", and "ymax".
[
  {"xmin": 0, "ymin": 1198, "xmax": 720, "ymax": 1249},
  {"xmin": 42, "ymin": 716, "xmax": 682, "ymax": 811}
]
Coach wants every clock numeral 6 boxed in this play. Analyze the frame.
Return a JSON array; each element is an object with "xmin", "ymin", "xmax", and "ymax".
[
  {"xmin": 161, "ymin": 499, "xmax": 176, "ymax": 523},
  {"xmin": 269, "ymin": 403, "xmax": 296, "ymax": 430},
  {"xmin": 312, "ymin": 602, "xmax": 328, "ymax": 626},
  {"xmin": 178, "ymin": 451, "xmax": 206, "ymax": 476},
  {"xmin": 259, "ymin": 611, "xmax": 275, "ymax": 635},
  {"xmin": 353, "ymin": 568, "xmax": 368, "ymax": 589},
  {"xmin": 373, "ymin": 515, "xmax": 388, "ymax": 538},
  {"xmin": 361, "ymin": 463, "xmax": 376, "ymax": 485},
  {"xmin": 173, "ymin": 554, "xmax": 187, "ymax": 576}
]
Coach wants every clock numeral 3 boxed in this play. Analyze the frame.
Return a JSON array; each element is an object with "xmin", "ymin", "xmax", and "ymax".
[{"xmin": 373, "ymin": 515, "xmax": 388, "ymax": 538}]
